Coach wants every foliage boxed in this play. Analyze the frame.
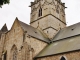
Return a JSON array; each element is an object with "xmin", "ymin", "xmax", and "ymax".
[{"xmin": 0, "ymin": 0, "xmax": 10, "ymax": 7}]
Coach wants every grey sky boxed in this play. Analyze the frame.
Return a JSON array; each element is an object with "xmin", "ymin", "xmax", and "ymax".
[{"xmin": 0, "ymin": 0, "xmax": 80, "ymax": 30}]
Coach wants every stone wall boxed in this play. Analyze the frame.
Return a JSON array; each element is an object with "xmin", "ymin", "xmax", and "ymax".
[
  {"xmin": 36, "ymin": 50, "xmax": 80, "ymax": 60},
  {"xmin": 30, "ymin": 0, "xmax": 66, "ymax": 39},
  {"xmin": 30, "ymin": 0, "xmax": 66, "ymax": 23},
  {"xmin": 25, "ymin": 34, "xmax": 48, "ymax": 57},
  {"xmin": 0, "ymin": 34, "xmax": 6, "ymax": 58},
  {"xmin": 3, "ymin": 25, "xmax": 24, "ymax": 60},
  {"xmin": 30, "ymin": 15, "xmax": 66, "ymax": 39},
  {"xmin": 0, "ymin": 37, "xmax": 2, "ymax": 58}
]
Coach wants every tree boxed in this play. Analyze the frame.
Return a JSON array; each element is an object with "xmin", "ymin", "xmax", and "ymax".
[{"xmin": 0, "ymin": 0, "xmax": 10, "ymax": 7}]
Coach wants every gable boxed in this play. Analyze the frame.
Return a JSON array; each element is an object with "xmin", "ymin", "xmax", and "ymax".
[
  {"xmin": 11, "ymin": 18, "xmax": 21, "ymax": 30},
  {"xmin": 0, "ymin": 24, "xmax": 8, "ymax": 38},
  {"xmin": 5, "ymin": 18, "xmax": 24, "ymax": 41},
  {"xmin": 1, "ymin": 24, "xmax": 8, "ymax": 32},
  {"xmin": 10, "ymin": 18, "xmax": 24, "ymax": 33},
  {"xmin": 9, "ymin": 18, "xmax": 50, "ymax": 43}
]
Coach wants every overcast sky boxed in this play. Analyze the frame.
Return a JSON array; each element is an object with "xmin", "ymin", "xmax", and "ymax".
[{"xmin": 0, "ymin": 0, "xmax": 80, "ymax": 30}]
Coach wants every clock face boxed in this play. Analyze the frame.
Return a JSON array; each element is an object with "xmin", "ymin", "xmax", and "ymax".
[{"xmin": 47, "ymin": 0, "xmax": 52, "ymax": 3}]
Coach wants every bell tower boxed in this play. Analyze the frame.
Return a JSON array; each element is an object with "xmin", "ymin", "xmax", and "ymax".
[{"xmin": 30, "ymin": 0, "xmax": 66, "ymax": 39}]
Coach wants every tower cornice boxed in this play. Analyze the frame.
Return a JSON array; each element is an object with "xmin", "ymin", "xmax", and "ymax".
[
  {"xmin": 29, "ymin": 0, "xmax": 66, "ymax": 8},
  {"xmin": 30, "ymin": 14, "xmax": 66, "ymax": 25}
]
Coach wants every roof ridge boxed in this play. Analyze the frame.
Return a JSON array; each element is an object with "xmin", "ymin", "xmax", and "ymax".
[{"xmin": 67, "ymin": 22, "xmax": 80, "ymax": 27}]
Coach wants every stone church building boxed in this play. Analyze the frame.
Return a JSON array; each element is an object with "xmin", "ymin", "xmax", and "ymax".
[{"xmin": 0, "ymin": 0, "xmax": 80, "ymax": 60}]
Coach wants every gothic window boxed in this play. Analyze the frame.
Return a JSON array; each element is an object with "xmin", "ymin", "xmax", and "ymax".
[
  {"xmin": 13, "ymin": 48, "xmax": 17, "ymax": 60},
  {"xmin": 11, "ymin": 45, "xmax": 18, "ymax": 60},
  {"xmin": 38, "ymin": 7, "xmax": 42, "ymax": 17},
  {"xmin": 60, "ymin": 56, "xmax": 66, "ymax": 60}
]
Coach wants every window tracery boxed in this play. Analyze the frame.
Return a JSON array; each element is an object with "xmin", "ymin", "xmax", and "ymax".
[
  {"xmin": 11, "ymin": 45, "xmax": 18, "ymax": 60},
  {"xmin": 13, "ymin": 48, "xmax": 17, "ymax": 60}
]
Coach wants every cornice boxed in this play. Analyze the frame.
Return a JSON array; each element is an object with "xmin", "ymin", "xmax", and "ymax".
[
  {"xmin": 30, "ymin": 14, "xmax": 66, "ymax": 25},
  {"xmin": 30, "ymin": 0, "xmax": 66, "ymax": 8}
]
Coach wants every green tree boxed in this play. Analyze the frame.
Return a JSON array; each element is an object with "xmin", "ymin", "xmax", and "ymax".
[{"xmin": 0, "ymin": 0, "xmax": 10, "ymax": 7}]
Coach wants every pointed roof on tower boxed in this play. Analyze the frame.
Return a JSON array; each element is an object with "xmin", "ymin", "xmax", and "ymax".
[
  {"xmin": 0, "ymin": 23, "xmax": 8, "ymax": 38},
  {"xmin": 1, "ymin": 23, "xmax": 8, "ymax": 32}
]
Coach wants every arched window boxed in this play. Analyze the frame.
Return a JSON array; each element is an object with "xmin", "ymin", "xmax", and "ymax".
[
  {"xmin": 38, "ymin": 7, "xmax": 42, "ymax": 17},
  {"xmin": 13, "ymin": 48, "xmax": 17, "ymax": 60},
  {"xmin": 10, "ymin": 45, "xmax": 18, "ymax": 60},
  {"xmin": 60, "ymin": 56, "xmax": 66, "ymax": 60}
]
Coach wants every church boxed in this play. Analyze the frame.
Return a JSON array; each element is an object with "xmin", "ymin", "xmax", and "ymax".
[{"xmin": 0, "ymin": 0, "xmax": 80, "ymax": 60}]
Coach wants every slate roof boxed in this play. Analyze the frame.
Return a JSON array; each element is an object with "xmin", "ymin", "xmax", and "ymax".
[
  {"xmin": 36, "ymin": 35, "xmax": 80, "ymax": 58},
  {"xmin": 0, "ymin": 24, "xmax": 8, "ymax": 38},
  {"xmin": 1, "ymin": 24, "xmax": 8, "ymax": 32},
  {"xmin": 52, "ymin": 22, "xmax": 80, "ymax": 42},
  {"xmin": 18, "ymin": 20, "xmax": 50, "ymax": 43},
  {"xmin": 35, "ymin": 22, "xmax": 80, "ymax": 58}
]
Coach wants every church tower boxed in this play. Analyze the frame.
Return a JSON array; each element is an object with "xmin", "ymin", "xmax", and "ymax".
[{"xmin": 30, "ymin": 0, "xmax": 66, "ymax": 39}]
